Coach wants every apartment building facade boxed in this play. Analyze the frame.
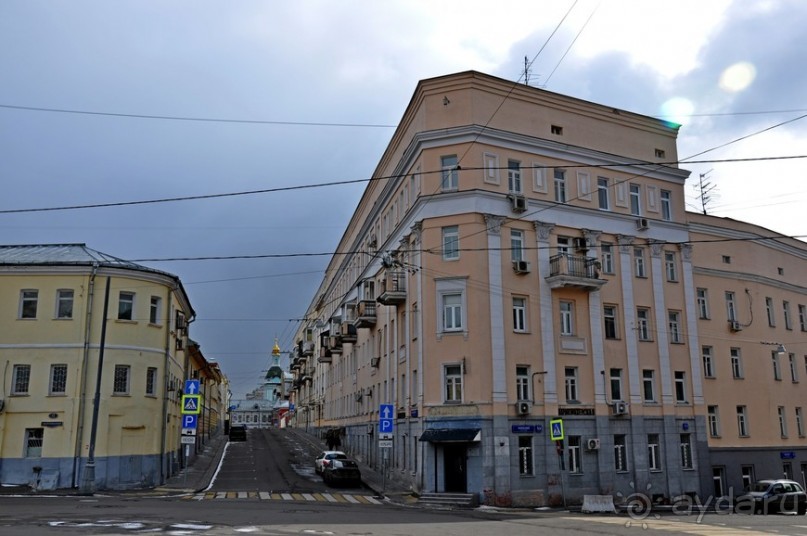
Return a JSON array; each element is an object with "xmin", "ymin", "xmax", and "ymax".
[
  {"xmin": 289, "ymin": 71, "xmax": 806, "ymax": 506},
  {"xmin": 0, "ymin": 243, "xmax": 197, "ymax": 490}
]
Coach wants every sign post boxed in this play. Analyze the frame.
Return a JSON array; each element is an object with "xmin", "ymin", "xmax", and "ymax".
[{"xmin": 377, "ymin": 404, "xmax": 394, "ymax": 498}]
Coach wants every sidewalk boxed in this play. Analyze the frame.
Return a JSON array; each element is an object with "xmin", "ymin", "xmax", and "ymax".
[{"xmin": 153, "ymin": 432, "xmax": 229, "ymax": 494}]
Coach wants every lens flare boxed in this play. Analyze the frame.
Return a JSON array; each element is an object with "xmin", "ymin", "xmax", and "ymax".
[
  {"xmin": 659, "ymin": 97, "xmax": 695, "ymax": 126},
  {"xmin": 719, "ymin": 62, "xmax": 756, "ymax": 92}
]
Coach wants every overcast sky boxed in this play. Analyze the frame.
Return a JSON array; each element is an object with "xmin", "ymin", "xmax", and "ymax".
[{"xmin": 2, "ymin": 1, "xmax": 805, "ymax": 399}]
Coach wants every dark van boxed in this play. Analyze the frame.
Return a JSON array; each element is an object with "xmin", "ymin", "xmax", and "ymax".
[{"xmin": 228, "ymin": 424, "xmax": 247, "ymax": 441}]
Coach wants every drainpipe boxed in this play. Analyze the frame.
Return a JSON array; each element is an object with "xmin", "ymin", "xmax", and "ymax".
[{"xmin": 72, "ymin": 264, "xmax": 98, "ymax": 488}]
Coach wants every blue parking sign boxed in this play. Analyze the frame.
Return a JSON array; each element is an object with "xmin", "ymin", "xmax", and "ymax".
[{"xmin": 182, "ymin": 415, "xmax": 198, "ymax": 429}]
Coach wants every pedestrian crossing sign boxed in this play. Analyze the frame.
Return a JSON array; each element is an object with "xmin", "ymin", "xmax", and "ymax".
[
  {"xmin": 549, "ymin": 418, "xmax": 564, "ymax": 441},
  {"xmin": 181, "ymin": 394, "xmax": 201, "ymax": 415}
]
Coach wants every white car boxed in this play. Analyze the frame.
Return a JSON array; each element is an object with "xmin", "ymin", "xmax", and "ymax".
[{"xmin": 314, "ymin": 451, "xmax": 347, "ymax": 474}]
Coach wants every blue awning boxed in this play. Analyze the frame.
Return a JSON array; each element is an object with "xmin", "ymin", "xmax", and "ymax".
[{"xmin": 419, "ymin": 428, "xmax": 481, "ymax": 443}]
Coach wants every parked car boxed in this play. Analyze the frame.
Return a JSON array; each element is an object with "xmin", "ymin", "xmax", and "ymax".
[
  {"xmin": 314, "ymin": 451, "xmax": 347, "ymax": 474},
  {"xmin": 322, "ymin": 457, "xmax": 362, "ymax": 487},
  {"xmin": 228, "ymin": 424, "xmax": 247, "ymax": 442},
  {"xmin": 735, "ymin": 479, "xmax": 807, "ymax": 515}
]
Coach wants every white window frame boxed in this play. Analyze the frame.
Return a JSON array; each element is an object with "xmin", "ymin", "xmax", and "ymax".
[
  {"xmin": 664, "ymin": 251, "xmax": 677, "ymax": 282},
  {"xmin": 597, "ymin": 177, "xmax": 609, "ymax": 210},
  {"xmin": 507, "ymin": 159, "xmax": 522, "ymax": 193},
  {"xmin": 708, "ymin": 405, "xmax": 721, "ymax": 437},
  {"xmin": 510, "ymin": 229, "xmax": 524, "ymax": 262},
  {"xmin": 629, "ymin": 184, "xmax": 641, "ymax": 216},
  {"xmin": 642, "ymin": 369, "xmax": 656, "ymax": 402},
  {"xmin": 146, "ymin": 367, "xmax": 158, "ymax": 396},
  {"xmin": 648, "ymin": 434, "xmax": 661, "ymax": 471},
  {"xmin": 637, "ymin": 308, "xmax": 651, "ymax": 341},
  {"xmin": 516, "ymin": 365, "xmax": 530, "ymax": 401},
  {"xmin": 766, "ymin": 297, "xmax": 775, "ymax": 327},
  {"xmin": 518, "ymin": 435, "xmax": 534, "ymax": 475},
  {"xmin": 726, "ymin": 291, "xmax": 737, "ymax": 322},
  {"xmin": 784, "ymin": 301, "xmax": 793, "ymax": 330},
  {"xmin": 560, "ymin": 300, "xmax": 574, "ymax": 336},
  {"xmin": 737, "ymin": 405, "xmax": 749, "ymax": 437},
  {"xmin": 660, "ymin": 189, "xmax": 672, "ymax": 221},
  {"xmin": 778, "ymin": 406, "xmax": 788, "ymax": 438},
  {"xmin": 680, "ymin": 434, "xmax": 693, "ymax": 469},
  {"xmin": 614, "ymin": 434, "xmax": 628, "ymax": 472},
  {"xmin": 610, "ymin": 368, "xmax": 623, "ymax": 401},
  {"xmin": 697, "ymin": 288, "xmax": 710, "ymax": 319},
  {"xmin": 118, "ymin": 291, "xmax": 135, "ymax": 321},
  {"xmin": 441, "ymin": 155, "xmax": 459, "ymax": 191},
  {"xmin": 56, "ymin": 289, "xmax": 74, "ymax": 319},
  {"xmin": 444, "ymin": 364, "xmax": 463, "ymax": 403},
  {"xmin": 24, "ymin": 428, "xmax": 44, "ymax": 458},
  {"xmin": 564, "ymin": 366, "xmax": 579, "ymax": 402},
  {"xmin": 731, "ymin": 348, "xmax": 743, "ymax": 379},
  {"xmin": 600, "ymin": 243, "xmax": 614, "ymax": 274},
  {"xmin": 668, "ymin": 310, "xmax": 682, "ymax": 343},
  {"xmin": 554, "ymin": 169, "xmax": 566, "ymax": 203},
  {"xmin": 442, "ymin": 226, "xmax": 459, "ymax": 261},
  {"xmin": 603, "ymin": 305, "xmax": 618, "ymax": 339},
  {"xmin": 12, "ymin": 364, "xmax": 31, "ymax": 395},
  {"xmin": 49, "ymin": 364, "xmax": 67, "ymax": 395},
  {"xmin": 674, "ymin": 370, "xmax": 687, "ymax": 403},
  {"xmin": 800, "ymin": 304, "xmax": 807, "ymax": 331},
  {"xmin": 19, "ymin": 289, "xmax": 38, "ymax": 319},
  {"xmin": 772, "ymin": 352, "xmax": 782, "ymax": 381},
  {"xmin": 149, "ymin": 296, "xmax": 162, "ymax": 325},
  {"xmin": 568, "ymin": 436, "xmax": 582, "ymax": 473},
  {"xmin": 113, "ymin": 364, "xmax": 131, "ymax": 395},
  {"xmin": 702, "ymin": 346, "xmax": 714, "ymax": 378},
  {"xmin": 512, "ymin": 297, "xmax": 527, "ymax": 332},
  {"xmin": 634, "ymin": 248, "xmax": 646, "ymax": 278},
  {"xmin": 797, "ymin": 407, "xmax": 805, "ymax": 437}
]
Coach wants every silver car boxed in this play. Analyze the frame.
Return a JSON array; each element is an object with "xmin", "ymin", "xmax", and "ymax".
[{"xmin": 735, "ymin": 479, "xmax": 807, "ymax": 515}]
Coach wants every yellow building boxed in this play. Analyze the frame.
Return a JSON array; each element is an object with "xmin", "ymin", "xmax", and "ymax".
[
  {"xmin": 290, "ymin": 71, "xmax": 807, "ymax": 506},
  {"xmin": 0, "ymin": 243, "xmax": 194, "ymax": 490}
]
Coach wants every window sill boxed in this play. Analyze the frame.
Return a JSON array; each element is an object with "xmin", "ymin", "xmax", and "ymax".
[
  {"xmin": 53, "ymin": 317, "xmax": 74, "ymax": 321},
  {"xmin": 112, "ymin": 393, "xmax": 131, "ymax": 397},
  {"xmin": 46, "ymin": 393, "xmax": 67, "ymax": 397},
  {"xmin": 148, "ymin": 323, "xmax": 163, "ymax": 328},
  {"xmin": 10, "ymin": 393, "xmax": 30, "ymax": 397},
  {"xmin": 115, "ymin": 319, "xmax": 138, "ymax": 324}
]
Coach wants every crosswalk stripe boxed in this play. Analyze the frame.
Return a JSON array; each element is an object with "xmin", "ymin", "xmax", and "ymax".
[
  {"xmin": 343, "ymin": 494, "xmax": 360, "ymax": 504},
  {"xmin": 322, "ymin": 493, "xmax": 337, "ymax": 502},
  {"xmin": 302, "ymin": 493, "xmax": 316, "ymax": 501},
  {"xmin": 258, "ymin": 491, "xmax": 270, "ymax": 500},
  {"xmin": 190, "ymin": 491, "xmax": 382, "ymax": 504}
]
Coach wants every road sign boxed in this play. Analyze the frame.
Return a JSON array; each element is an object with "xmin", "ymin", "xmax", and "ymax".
[
  {"xmin": 549, "ymin": 418, "xmax": 564, "ymax": 441},
  {"xmin": 185, "ymin": 379, "xmax": 200, "ymax": 395},
  {"xmin": 379, "ymin": 440, "xmax": 393, "ymax": 448},
  {"xmin": 379, "ymin": 404, "xmax": 394, "ymax": 435},
  {"xmin": 181, "ymin": 394, "xmax": 202, "ymax": 415},
  {"xmin": 182, "ymin": 415, "xmax": 198, "ymax": 429},
  {"xmin": 181, "ymin": 428, "xmax": 197, "ymax": 436},
  {"xmin": 180, "ymin": 436, "xmax": 196, "ymax": 445},
  {"xmin": 379, "ymin": 432, "xmax": 393, "ymax": 440}
]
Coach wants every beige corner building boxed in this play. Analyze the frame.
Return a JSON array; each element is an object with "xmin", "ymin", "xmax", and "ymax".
[
  {"xmin": 0, "ymin": 243, "xmax": 199, "ymax": 490},
  {"xmin": 290, "ymin": 71, "xmax": 807, "ymax": 506}
]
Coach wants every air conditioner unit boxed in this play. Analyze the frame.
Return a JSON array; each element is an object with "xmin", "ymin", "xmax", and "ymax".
[
  {"xmin": 509, "ymin": 194, "xmax": 527, "ymax": 213},
  {"xmin": 730, "ymin": 320, "xmax": 743, "ymax": 332},
  {"xmin": 512, "ymin": 260, "xmax": 530, "ymax": 274},
  {"xmin": 573, "ymin": 237, "xmax": 589, "ymax": 252},
  {"xmin": 586, "ymin": 438, "xmax": 601, "ymax": 451},
  {"xmin": 516, "ymin": 401, "xmax": 531, "ymax": 415},
  {"xmin": 612, "ymin": 401, "xmax": 628, "ymax": 416},
  {"xmin": 636, "ymin": 217, "xmax": 649, "ymax": 231}
]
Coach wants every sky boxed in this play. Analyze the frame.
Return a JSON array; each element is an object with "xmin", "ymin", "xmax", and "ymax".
[{"xmin": 2, "ymin": 0, "xmax": 806, "ymax": 399}]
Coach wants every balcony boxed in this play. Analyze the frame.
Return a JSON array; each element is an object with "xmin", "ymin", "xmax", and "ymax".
[
  {"xmin": 546, "ymin": 254, "xmax": 606, "ymax": 291},
  {"xmin": 377, "ymin": 270, "xmax": 407, "ymax": 305},
  {"xmin": 328, "ymin": 335, "xmax": 343, "ymax": 352},
  {"xmin": 354, "ymin": 300, "xmax": 377, "ymax": 328},
  {"xmin": 340, "ymin": 321, "xmax": 357, "ymax": 343},
  {"xmin": 318, "ymin": 347, "xmax": 332, "ymax": 364},
  {"xmin": 302, "ymin": 342, "xmax": 315, "ymax": 357}
]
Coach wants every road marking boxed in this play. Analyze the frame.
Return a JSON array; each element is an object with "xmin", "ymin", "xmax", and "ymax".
[
  {"xmin": 189, "ymin": 491, "xmax": 383, "ymax": 505},
  {"xmin": 281, "ymin": 493, "xmax": 293, "ymax": 500},
  {"xmin": 258, "ymin": 491, "xmax": 270, "ymax": 500},
  {"xmin": 322, "ymin": 493, "xmax": 337, "ymax": 502},
  {"xmin": 343, "ymin": 494, "xmax": 360, "ymax": 504},
  {"xmin": 566, "ymin": 515, "xmax": 767, "ymax": 535},
  {"xmin": 302, "ymin": 493, "xmax": 316, "ymax": 501}
]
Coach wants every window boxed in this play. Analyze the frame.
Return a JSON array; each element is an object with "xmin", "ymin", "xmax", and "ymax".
[
  {"xmin": 702, "ymin": 346, "xmax": 715, "ymax": 378},
  {"xmin": 149, "ymin": 296, "xmax": 162, "ymax": 324},
  {"xmin": 725, "ymin": 291, "xmax": 737, "ymax": 322},
  {"xmin": 660, "ymin": 190, "xmax": 672, "ymax": 221},
  {"xmin": 742, "ymin": 466, "xmax": 755, "ymax": 490},
  {"xmin": 737, "ymin": 405, "xmax": 749, "ymax": 437},
  {"xmin": 568, "ymin": 436, "xmax": 582, "ymax": 473},
  {"xmin": 784, "ymin": 301, "xmax": 793, "ymax": 330},
  {"xmin": 680, "ymin": 434, "xmax": 693, "ymax": 469},
  {"xmin": 560, "ymin": 301, "xmax": 574, "ymax": 336},
  {"xmin": 442, "ymin": 226, "xmax": 459, "ymax": 260},
  {"xmin": 12, "ymin": 364, "xmax": 31, "ymax": 394},
  {"xmin": 610, "ymin": 368, "xmax": 623, "ymax": 401},
  {"xmin": 603, "ymin": 305, "xmax": 618, "ymax": 339},
  {"xmin": 790, "ymin": 354, "xmax": 799, "ymax": 382},
  {"xmin": 731, "ymin": 348, "xmax": 743, "ymax": 378},
  {"xmin": 512, "ymin": 297, "xmax": 527, "ymax": 332},
  {"xmin": 508, "ymin": 159, "xmax": 522, "ymax": 193},
  {"xmin": 778, "ymin": 406, "xmax": 788, "ymax": 438},
  {"xmin": 554, "ymin": 169, "xmax": 566, "ymax": 203},
  {"xmin": 655, "ymin": 148, "xmax": 666, "ymax": 158},
  {"xmin": 113, "ymin": 364, "xmax": 131, "ymax": 395},
  {"xmin": 442, "ymin": 293, "xmax": 463, "ymax": 331},
  {"xmin": 56, "ymin": 289, "xmax": 74, "ymax": 319},
  {"xmin": 564, "ymin": 367, "xmax": 579, "ymax": 403},
  {"xmin": 49, "ymin": 364, "xmax": 67, "ymax": 395},
  {"xmin": 697, "ymin": 288, "xmax": 710, "ymax": 319},
  {"xmin": 664, "ymin": 251, "xmax": 677, "ymax": 281},
  {"xmin": 674, "ymin": 371, "xmax": 687, "ymax": 403},
  {"xmin": 797, "ymin": 407, "xmax": 805, "ymax": 437},
  {"xmin": 766, "ymin": 297, "xmax": 775, "ymax": 326},
  {"xmin": 510, "ymin": 229, "xmax": 524, "ymax": 262},
  {"xmin": 118, "ymin": 291, "xmax": 135, "ymax": 321},
  {"xmin": 668, "ymin": 311, "xmax": 682, "ymax": 343},
  {"xmin": 629, "ymin": 184, "xmax": 641, "ymax": 215},
  {"xmin": 708, "ymin": 405, "xmax": 721, "ymax": 437},
  {"xmin": 647, "ymin": 434, "xmax": 661, "ymax": 470},
  {"xmin": 518, "ymin": 435, "xmax": 534, "ymax": 475},
  {"xmin": 597, "ymin": 177, "xmax": 609, "ymax": 210},
  {"xmin": 20, "ymin": 289, "xmax": 38, "ymax": 319},
  {"xmin": 636, "ymin": 308, "xmax": 651, "ymax": 341},
  {"xmin": 642, "ymin": 369, "xmax": 656, "ymax": 402},
  {"xmin": 444, "ymin": 364, "xmax": 462, "ymax": 402},
  {"xmin": 516, "ymin": 365, "xmax": 530, "ymax": 401},
  {"xmin": 146, "ymin": 367, "xmax": 158, "ymax": 396},
  {"xmin": 557, "ymin": 236, "xmax": 570, "ymax": 254},
  {"xmin": 24, "ymin": 428, "xmax": 44, "ymax": 458},
  {"xmin": 614, "ymin": 434, "xmax": 628, "ymax": 472},
  {"xmin": 722, "ymin": 255, "xmax": 731, "ymax": 264},
  {"xmin": 441, "ymin": 155, "xmax": 458, "ymax": 190},
  {"xmin": 600, "ymin": 243, "xmax": 614, "ymax": 274},
  {"xmin": 634, "ymin": 248, "xmax": 646, "ymax": 277},
  {"xmin": 772, "ymin": 352, "xmax": 782, "ymax": 381},
  {"xmin": 800, "ymin": 305, "xmax": 807, "ymax": 331},
  {"xmin": 551, "ymin": 124, "xmax": 563, "ymax": 135}
]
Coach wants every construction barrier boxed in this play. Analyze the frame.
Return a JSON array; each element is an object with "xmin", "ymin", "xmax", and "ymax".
[{"xmin": 581, "ymin": 494, "xmax": 617, "ymax": 513}]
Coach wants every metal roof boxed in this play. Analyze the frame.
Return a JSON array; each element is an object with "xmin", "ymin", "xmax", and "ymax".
[{"xmin": 0, "ymin": 243, "xmax": 158, "ymax": 272}]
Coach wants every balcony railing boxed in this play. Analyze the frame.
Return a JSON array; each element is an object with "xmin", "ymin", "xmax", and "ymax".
[
  {"xmin": 546, "ymin": 254, "xmax": 606, "ymax": 291},
  {"xmin": 354, "ymin": 300, "xmax": 377, "ymax": 328},
  {"xmin": 377, "ymin": 270, "xmax": 407, "ymax": 305}
]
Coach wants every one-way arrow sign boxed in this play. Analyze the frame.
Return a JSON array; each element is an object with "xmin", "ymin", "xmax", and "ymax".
[{"xmin": 185, "ymin": 379, "xmax": 200, "ymax": 395}]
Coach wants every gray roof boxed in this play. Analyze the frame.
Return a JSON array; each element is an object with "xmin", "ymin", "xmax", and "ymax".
[{"xmin": 0, "ymin": 243, "xmax": 155, "ymax": 271}]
